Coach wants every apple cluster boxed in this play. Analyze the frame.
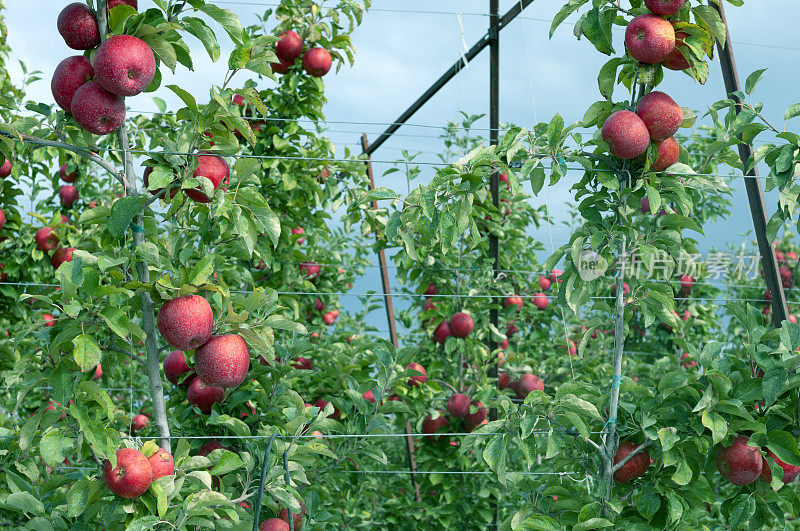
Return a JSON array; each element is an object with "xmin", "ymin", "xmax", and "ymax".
[
  {"xmin": 156, "ymin": 294, "xmax": 251, "ymax": 415},
  {"xmin": 52, "ymin": 1, "xmax": 154, "ymax": 135},
  {"xmin": 103, "ymin": 445, "xmax": 174, "ymax": 500},
  {"xmin": 270, "ymin": 30, "xmax": 333, "ymax": 78},
  {"xmin": 143, "ymin": 153, "xmax": 230, "ymax": 203},
  {"xmin": 715, "ymin": 435, "xmax": 800, "ymax": 486}
]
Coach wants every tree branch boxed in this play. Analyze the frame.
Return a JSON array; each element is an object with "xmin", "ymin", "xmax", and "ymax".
[
  {"xmin": 610, "ymin": 440, "xmax": 653, "ymax": 474},
  {"xmin": 101, "ymin": 343, "xmax": 147, "ymax": 366}
]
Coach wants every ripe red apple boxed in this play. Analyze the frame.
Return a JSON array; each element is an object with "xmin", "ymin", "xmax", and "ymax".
[
  {"xmin": 362, "ymin": 389, "xmax": 376, "ymax": 404},
  {"xmin": 406, "ymin": 362, "xmax": 427, "ymax": 386},
  {"xmin": 156, "ymin": 294, "xmax": 213, "ymax": 350},
  {"xmin": 612, "ymin": 282, "xmax": 630, "ymax": 296},
  {"xmin": 148, "ymin": 449, "xmax": 174, "ymax": 480},
  {"xmin": 0, "ymin": 209, "xmax": 4, "ymax": 229},
  {"xmin": 314, "ymin": 297, "xmax": 325, "ymax": 311},
  {"xmin": 187, "ymin": 376, "xmax": 225, "ymax": 414},
  {"xmin": 57, "ymin": 3, "xmax": 100, "ymax": 50},
  {"xmin": 499, "ymin": 339, "xmax": 508, "ymax": 350},
  {"xmin": 613, "ymin": 441, "xmax": 650, "ymax": 483},
  {"xmin": 504, "ymin": 296, "xmax": 523, "ymax": 310},
  {"xmin": 276, "ymin": 30, "xmax": 303, "ymax": 61},
  {"xmin": 194, "ymin": 334, "xmax": 250, "ymax": 388},
  {"xmin": 278, "ymin": 500, "xmax": 308, "ymax": 529},
  {"xmin": 644, "ymin": 0, "xmax": 685, "ymax": 17},
  {"xmin": 70, "ymin": 81, "xmax": 126, "ymax": 135},
  {"xmin": 449, "ymin": 312, "xmax": 474, "ymax": 338},
  {"xmin": 59, "ymin": 163, "xmax": 78, "ymax": 183},
  {"xmin": 679, "ymin": 274, "xmax": 694, "ymax": 295},
  {"xmin": 292, "ymin": 357, "xmax": 313, "ymax": 370},
  {"xmin": 663, "ymin": 30, "xmax": 690, "ymax": 71},
  {"xmin": 465, "ymin": 400, "xmax": 487, "ymax": 431},
  {"xmin": 0, "ymin": 159, "xmax": 12, "ymax": 178},
  {"xmin": 259, "ymin": 519, "xmax": 289, "ymax": 531},
  {"xmin": 314, "ymin": 398, "xmax": 341, "ymax": 419},
  {"xmin": 636, "ymin": 91, "xmax": 682, "ymax": 141},
  {"xmin": 270, "ymin": 56, "xmax": 294, "ymax": 74},
  {"xmin": 108, "ymin": 0, "xmax": 138, "ymax": 9},
  {"xmin": 198, "ymin": 440, "xmax": 226, "ymax": 456},
  {"xmin": 498, "ymin": 372, "xmax": 510, "ymax": 390},
  {"xmin": 515, "ymin": 374, "xmax": 544, "ymax": 399},
  {"xmin": 422, "ymin": 411, "xmax": 448, "ymax": 440},
  {"xmin": 640, "ymin": 197, "xmax": 651, "ymax": 214},
  {"xmin": 424, "ymin": 282, "xmax": 438, "ymax": 296},
  {"xmin": 143, "ymin": 166, "xmax": 178, "ymax": 199},
  {"xmin": 43, "ymin": 314, "xmax": 56, "ymax": 327},
  {"xmin": 103, "ymin": 448, "xmax": 152, "ymax": 499},
  {"xmin": 532, "ymin": 293, "xmax": 549, "ymax": 310},
  {"xmin": 51, "ymin": 247, "xmax": 75, "ymax": 269},
  {"xmin": 322, "ymin": 309, "xmax": 339, "ymax": 325},
  {"xmin": 624, "ymin": 14, "xmax": 675, "ymax": 64},
  {"xmin": 506, "ymin": 322, "xmax": 519, "ymax": 337},
  {"xmin": 538, "ymin": 275, "xmax": 551, "ymax": 291},
  {"xmin": 94, "ymin": 35, "xmax": 156, "ymax": 97},
  {"xmin": 163, "ymin": 350, "xmax": 193, "ymax": 385},
  {"xmin": 303, "ymin": 48, "xmax": 332, "ymax": 77},
  {"xmin": 187, "ymin": 154, "xmax": 230, "ymax": 203},
  {"xmin": 432, "ymin": 320, "xmax": 451, "ymax": 345},
  {"xmin": 559, "ymin": 339, "xmax": 578, "ymax": 356},
  {"xmin": 447, "ymin": 393, "xmax": 471, "ymax": 418},
  {"xmin": 299, "ymin": 261, "xmax": 320, "ymax": 280},
  {"xmin": 131, "ymin": 414, "xmax": 149, "ymax": 431},
  {"xmin": 51, "ymin": 56, "xmax": 95, "ymax": 113},
  {"xmin": 602, "ymin": 110, "xmax": 650, "ymax": 159},
  {"xmin": 760, "ymin": 449, "xmax": 800, "ymax": 484},
  {"xmin": 93, "ymin": 363, "xmax": 102, "ymax": 380},
  {"xmin": 59, "ymin": 185, "xmax": 79, "ymax": 208},
  {"xmin": 291, "ymin": 226, "xmax": 306, "ymax": 244},
  {"xmin": 716, "ymin": 435, "xmax": 762, "ymax": 485},
  {"xmin": 653, "ymin": 137, "xmax": 679, "ymax": 171}
]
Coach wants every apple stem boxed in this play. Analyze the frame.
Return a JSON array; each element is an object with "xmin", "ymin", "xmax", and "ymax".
[{"xmin": 97, "ymin": 0, "xmax": 172, "ymax": 452}]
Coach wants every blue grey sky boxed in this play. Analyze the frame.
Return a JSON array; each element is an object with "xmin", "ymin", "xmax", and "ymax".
[{"xmin": 6, "ymin": 1, "xmax": 797, "ymax": 336}]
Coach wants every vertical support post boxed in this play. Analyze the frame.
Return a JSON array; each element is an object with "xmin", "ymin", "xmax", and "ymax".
[
  {"xmin": 488, "ymin": 1, "xmax": 500, "ymax": 527},
  {"xmin": 710, "ymin": 1, "xmax": 788, "ymax": 325},
  {"xmin": 360, "ymin": 134, "xmax": 422, "ymax": 503}
]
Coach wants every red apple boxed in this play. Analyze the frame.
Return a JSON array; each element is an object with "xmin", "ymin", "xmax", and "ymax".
[
  {"xmin": 270, "ymin": 56, "xmax": 294, "ymax": 74},
  {"xmin": 198, "ymin": 440, "xmax": 226, "ymax": 456},
  {"xmin": 506, "ymin": 322, "xmax": 519, "ymax": 337},
  {"xmin": 636, "ymin": 91, "xmax": 682, "ymax": 141},
  {"xmin": 94, "ymin": 35, "xmax": 156, "ymax": 97},
  {"xmin": 406, "ymin": 362, "xmax": 427, "ymax": 386},
  {"xmin": 57, "ymin": 3, "xmax": 100, "ymax": 50},
  {"xmin": 679, "ymin": 274, "xmax": 694, "ymax": 295},
  {"xmin": 51, "ymin": 247, "xmax": 75, "ymax": 269},
  {"xmin": 108, "ymin": 0, "xmax": 138, "ymax": 9},
  {"xmin": 538, "ymin": 275, "xmax": 551, "ymax": 291},
  {"xmin": 143, "ymin": 166, "xmax": 178, "ymax": 199},
  {"xmin": 93, "ymin": 363, "xmax": 102, "ymax": 380},
  {"xmin": 663, "ymin": 30, "xmax": 690, "ymax": 71},
  {"xmin": 292, "ymin": 357, "xmax": 313, "ymax": 370},
  {"xmin": 624, "ymin": 14, "xmax": 675, "ymax": 64},
  {"xmin": 640, "ymin": 197, "xmax": 651, "ymax": 214},
  {"xmin": 532, "ymin": 293, "xmax": 549, "ymax": 310},
  {"xmin": 652, "ymin": 137, "xmax": 679, "ymax": 171},
  {"xmin": 432, "ymin": 320, "xmax": 451, "ymax": 345},
  {"xmin": 322, "ymin": 309, "xmax": 339, "ymax": 325},
  {"xmin": 291, "ymin": 226, "xmax": 306, "ymax": 244},
  {"xmin": 303, "ymin": 48, "xmax": 332, "ymax": 77},
  {"xmin": 0, "ymin": 209, "xmax": 4, "ymax": 229},
  {"xmin": 447, "ymin": 393, "xmax": 471, "ymax": 418},
  {"xmin": 504, "ymin": 296, "xmax": 523, "ymax": 310},
  {"xmin": 760, "ymin": 449, "xmax": 800, "ymax": 484},
  {"xmin": 299, "ymin": 261, "xmax": 320, "ymax": 280},
  {"xmin": 194, "ymin": 334, "xmax": 250, "ymax": 388},
  {"xmin": 276, "ymin": 30, "xmax": 303, "ymax": 61},
  {"xmin": 314, "ymin": 297, "xmax": 325, "ymax": 311},
  {"xmin": 186, "ymin": 154, "xmax": 230, "ymax": 203},
  {"xmin": 59, "ymin": 185, "xmax": 79, "ymax": 208},
  {"xmin": 465, "ymin": 400, "xmax": 487, "ymax": 431},
  {"xmin": 314, "ymin": 398, "xmax": 341, "ymax": 419},
  {"xmin": 422, "ymin": 411, "xmax": 448, "ymax": 440},
  {"xmin": 498, "ymin": 373, "xmax": 510, "ymax": 390},
  {"xmin": 156, "ymin": 294, "xmax": 213, "ymax": 350},
  {"xmin": 424, "ymin": 282, "xmax": 438, "ymax": 296},
  {"xmin": 103, "ymin": 448, "xmax": 152, "ymax": 499},
  {"xmin": 148, "ymin": 449, "xmax": 174, "ymax": 480},
  {"xmin": 362, "ymin": 389, "xmax": 376, "ymax": 404},
  {"xmin": 43, "ymin": 314, "xmax": 56, "ymax": 327},
  {"xmin": 278, "ymin": 501, "xmax": 308, "ymax": 529},
  {"xmin": 515, "ymin": 374, "xmax": 544, "ymax": 399},
  {"xmin": 602, "ymin": 110, "xmax": 650, "ymax": 159},
  {"xmin": 644, "ymin": 0, "xmax": 685, "ymax": 17},
  {"xmin": 0, "ymin": 159, "xmax": 12, "ymax": 178},
  {"xmin": 59, "ymin": 163, "xmax": 78, "ymax": 183},
  {"xmin": 163, "ymin": 350, "xmax": 193, "ymax": 385},
  {"xmin": 613, "ymin": 441, "xmax": 650, "ymax": 483},
  {"xmin": 449, "ymin": 312, "xmax": 474, "ymax": 338},
  {"xmin": 131, "ymin": 414, "xmax": 149, "ymax": 431},
  {"xmin": 259, "ymin": 519, "xmax": 289, "ymax": 531},
  {"xmin": 716, "ymin": 435, "xmax": 762, "ymax": 485},
  {"xmin": 70, "ymin": 81, "xmax": 126, "ymax": 135},
  {"xmin": 51, "ymin": 56, "xmax": 95, "ymax": 113},
  {"xmin": 187, "ymin": 376, "xmax": 225, "ymax": 414}
]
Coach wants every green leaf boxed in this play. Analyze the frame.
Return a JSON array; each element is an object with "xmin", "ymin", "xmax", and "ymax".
[
  {"xmin": 385, "ymin": 211, "xmax": 402, "ymax": 241},
  {"xmin": 766, "ymin": 430, "xmax": 800, "ymax": 467},
  {"xmin": 784, "ymin": 103, "xmax": 800, "ymax": 121},
  {"xmin": 197, "ymin": 4, "xmax": 243, "ymax": 45},
  {"xmin": 581, "ymin": 7, "xmax": 615, "ymax": 56},
  {"xmin": 100, "ymin": 307, "xmax": 132, "ymax": 341},
  {"xmin": 573, "ymin": 518, "xmax": 613, "ymax": 531},
  {"xmin": 550, "ymin": 0, "xmax": 589, "ymax": 37},
  {"xmin": 4, "ymin": 492, "xmax": 45, "ymax": 516},
  {"xmin": 187, "ymin": 255, "xmax": 214, "ymax": 286},
  {"xmin": 728, "ymin": 496, "xmax": 756, "ymax": 530},
  {"xmin": 182, "ymin": 17, "xmax": 220, "ymax": 61},
  {"xmin": 40, "ymin": 428, "xmax": 73, "ymax": 467},
  {"xmin": 693, "ymin": 5, "xmax": 727, "ymax": 47},
  {"xmin": 166, "ymin": 85, "xmax": 198, "ymax": 116},
  {"xmin": 108, "ymin": 196, "xmax": 145, "ymax": 240},
  {"xmin": 66, "ymin": 478, "xmax": 92, "ymax": 518},
  {"xmin": 671, "ymin": 454, "xmax": 693, "ymax": 485},
  {"xmin": 701, "ymin": 410, "xmax": 727, "ymax": 445},
  {"xmin": 598, "ymin": 58, "xmax": 622, "ymax": 100},
  {"xmin": 634, "ymin": 483, "xmax": 661, "ymax": 519},
  {"xmin": 744, "ymin": 68, "xmax": 767, "ymax": 95},
  {"xmin": 763, "ymin": 368, "xmax": 787, "ymax": 406},
  {"xmin": 658, "ymin": 427, "xmax": 679, "ymax": 452},
  {"xmin": 482, "ymin": 434, "xmax": 506, "ymax": 471},
  {"xmin": 209, "ymin": 451, "xmax": 243, "ymax": 476},
  {"xmin": 72, "ymin": 334, "xmax": 101, "ymax": 372}
]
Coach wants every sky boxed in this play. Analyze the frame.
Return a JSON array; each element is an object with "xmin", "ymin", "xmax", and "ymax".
[{"xmin": 5, "ymin": 0, "xmax": 798, "ymax": 339}]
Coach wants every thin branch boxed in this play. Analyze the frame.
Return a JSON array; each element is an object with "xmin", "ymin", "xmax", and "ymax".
[
  {"xmin": 610, "ymin": 440, "xmax": 653, "ymax": 474},
  {"xmin": 101, "ymin": 343, "xmax": 147, "ymax": 366},
  {"xmin": 611, "ymin": 1, "xmax": 634, "ymax": 16},
  {"xmin": 0, "ymin": 129, "xmax": 123, "ymax": 186}
]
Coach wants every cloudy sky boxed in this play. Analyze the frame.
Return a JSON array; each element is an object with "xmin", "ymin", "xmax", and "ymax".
[{"xmin": 6, "ymin": 1, "xmax": 797, "ymax": 336}]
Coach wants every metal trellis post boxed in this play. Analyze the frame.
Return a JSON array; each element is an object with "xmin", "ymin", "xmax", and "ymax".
[{"xmin": 710, "ymin": 0, "xmax": 788, "ymax": 326}]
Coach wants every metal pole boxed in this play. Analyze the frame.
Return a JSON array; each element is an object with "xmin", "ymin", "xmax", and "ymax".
[
  {"xmin": 489, "ymin": 2, "xmax": 500, "ymax": 527},
  {"xmin": 710, "ymin": 1, "xmax": 788, "ymax": 325},
  {"xmin": 364, "ymin": 0, "xmax": 534, "ymax": 156},
  {"xmin": 360, "ymin": 134, "xmax": 422, "ymax": 503}
]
